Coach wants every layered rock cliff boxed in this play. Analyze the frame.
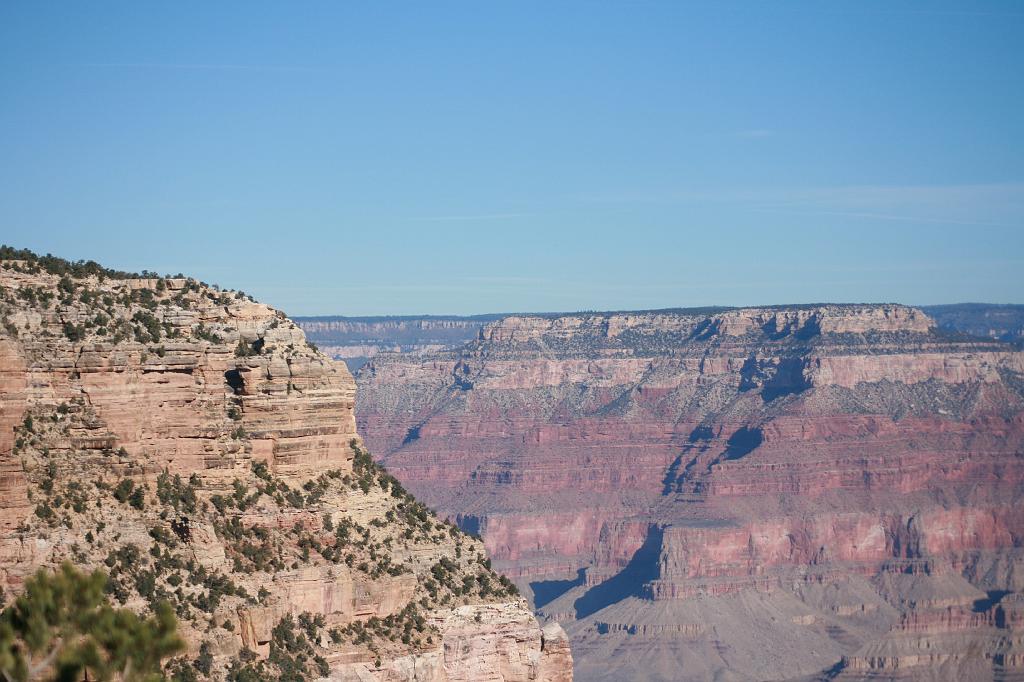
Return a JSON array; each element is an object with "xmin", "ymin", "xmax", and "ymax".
[
  {"xmin": 0, "ymin": 249, "xmax": 572, "ymax": 681},
  {"xmin": 356, "ymin": 304, "xmax": 1024, "ymax": 681}
]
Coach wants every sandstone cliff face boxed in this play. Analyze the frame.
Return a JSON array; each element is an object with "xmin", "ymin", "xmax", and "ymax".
[
  {"xmin": 0, "ymin": 253, "xmax": 571, "ymax": 682},
  {"xmin": 356, "ymin": 304, "xmax": 1024, "ymax": 681}
]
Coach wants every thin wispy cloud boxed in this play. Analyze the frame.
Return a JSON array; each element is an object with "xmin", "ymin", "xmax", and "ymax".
[
  {"xmin": 82, "ymin": 62, "xmax": 320, "ymax": 73},
  {"xmin": 766, "ymin": 6, "xmax": 1024, "ymax": 19},
  {"xmin": 573, "ymin": 181, "xmax": 1024, "ymax": 206},
  {"xmin": 751, "ymin": 207, "xmax": 1011, "ymax": 228},
  {"xmin": 836, "ymin": 8, "xmax": 1024, "ymax": 18},
  {"xmin": 777, "ymin": 182, "xmax": 1024, "ymax": 208},
  {"xmin": 462, "ymin": 276, "xmax": 550, "ymax": 284},
  {"xmin": 408, "ymin": 212, "xmax": 531, "ymax": 222},
  {"xmin": 733, "ymin": 129, "xmax": 775, "ymax": 139},
  {"xmin": 802, "ymin": 258, "xmax": 1024, "ymax": 275},
  {"xmin": 570, "ymin": 182, "xmax": 1024, "ymax": 228}
]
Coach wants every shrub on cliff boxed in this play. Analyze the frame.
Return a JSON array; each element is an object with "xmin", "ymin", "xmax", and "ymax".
[
  {"xmin": 33, "ymin": 503, "xmax": 55, "ymax": 523},
  {"xmin": 192, "ymin": 324, "xmax": 222, "ymax": 343},
  {"xmin": 128, "ymin": 487, "xmax": 145, "ymax": 511},
  {"xmin": 132, "ymin": 311, "xmax": 161, "ymax": 343},
  {"xmin": 155, "ymin": 471, "xmax": 199, "ymax": 514},
  {"xmin": 62, "ymin": 322, "xmax": 85, "ymax": 342},
  {"xmin": 234, "ymin": 339, "xmax": 255, "ymax": 357},
  {"xmin": 112, "ymin": 479, "xmax": 135, "ymax": 504}
]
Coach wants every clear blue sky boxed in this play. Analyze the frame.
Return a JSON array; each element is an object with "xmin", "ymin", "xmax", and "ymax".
[{"xmin": 2, "ymin": 2, "xmax": 1022, "ymax": 315}]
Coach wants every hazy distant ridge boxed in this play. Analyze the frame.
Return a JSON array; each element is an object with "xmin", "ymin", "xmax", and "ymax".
[{"xmin": 298, "ymin": 304, "xmax": 1024, "ymax": 368}]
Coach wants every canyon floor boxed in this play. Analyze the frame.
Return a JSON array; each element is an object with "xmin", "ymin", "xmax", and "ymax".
[{"xmin": 348, "ymin": 304, "xmax": 1024, "ymax": 681}]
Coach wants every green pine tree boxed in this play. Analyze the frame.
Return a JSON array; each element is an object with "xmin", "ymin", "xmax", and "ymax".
[{"xmin": 0, "ymin": 562, "xmax": 184, "ymax": 682}]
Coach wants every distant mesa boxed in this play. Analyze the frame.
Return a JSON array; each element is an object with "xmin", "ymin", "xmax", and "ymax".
[{"xmin": 353, "ymin": 301, "xmax": 1024, "ymax": 681}]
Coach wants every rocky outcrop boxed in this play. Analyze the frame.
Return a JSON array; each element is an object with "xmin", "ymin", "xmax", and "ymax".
[
  {"xmin": 0, "ymin": 251, "xmax": 571, "ymax": 681},
  {"xmin": 356, "ymin": 304, "xmax": 1024, "ymax": 681}
]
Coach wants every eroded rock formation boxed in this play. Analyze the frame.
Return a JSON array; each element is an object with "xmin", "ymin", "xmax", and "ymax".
[
  {"xmin": 357, "ymin": 304, "xmax": 1024, "ymax": 681},
  {"xmin": 0, "ymin": 251, "xmax": 571, "ymax": 681}
]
